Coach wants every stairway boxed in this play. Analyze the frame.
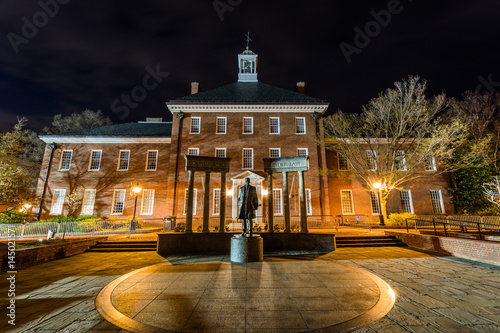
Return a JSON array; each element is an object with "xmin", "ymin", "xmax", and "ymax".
[
  {"xmin": 336, "ymin": 236, "xmax": 407, "ymax": 248},
  {"xmin": 88, "ymin": 241, "xmax": 157, "ymax": 252}
]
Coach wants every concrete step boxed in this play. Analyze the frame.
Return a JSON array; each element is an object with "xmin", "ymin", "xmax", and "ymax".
[
  {"xmin": 88, "ymin": 241, "xmax": 157, "ymax": 252},
  {"xmin": 336, "ymin": 236, "xmax": 407, "ymax": 248}
]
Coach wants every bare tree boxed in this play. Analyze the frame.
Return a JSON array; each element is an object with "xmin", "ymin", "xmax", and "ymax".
[
  {"xmin": 483, "ymin": 176, "xmax": 500, "ymax": 207},
  {"xmin": 322, "ymin": 76, "xmax": 490, "ymax": 221}
]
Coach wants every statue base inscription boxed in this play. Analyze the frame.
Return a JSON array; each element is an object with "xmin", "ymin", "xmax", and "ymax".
[{"xmin": 230, "ymin": 235, "xmax": 263, "ymax": 264}]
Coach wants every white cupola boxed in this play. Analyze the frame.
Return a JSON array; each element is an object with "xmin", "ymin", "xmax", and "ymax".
[{"xmin": 238, "ymin": 33, "xmax": 258, "ymax": 82}]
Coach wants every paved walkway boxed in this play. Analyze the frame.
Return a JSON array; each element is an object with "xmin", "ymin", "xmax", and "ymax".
[{"xmin": 1, "ymin": 246, "xmax": 499, "ymax": 332}]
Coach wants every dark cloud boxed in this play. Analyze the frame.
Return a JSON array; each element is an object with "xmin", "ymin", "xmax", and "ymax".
[{"xmin": 0, "ymin": 0, "xmax": 499, "ymax": 131}]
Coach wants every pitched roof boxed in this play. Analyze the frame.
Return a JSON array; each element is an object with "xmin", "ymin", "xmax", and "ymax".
[
  {"xmin": 171, "ymin": 82, "xmax": 327, "ymax": 103},
  {"xmin": 41, "ymin": 122, "xmax": 172, "ymax": 138}
]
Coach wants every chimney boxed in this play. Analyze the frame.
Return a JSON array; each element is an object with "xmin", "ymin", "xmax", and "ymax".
[
  {"xmin": 191, "ymin": 82, "xmax": 199, "ymax": 95},
  {"xmin": 296, "ymin": 81, "xmax": 305, "ymax": 94}
]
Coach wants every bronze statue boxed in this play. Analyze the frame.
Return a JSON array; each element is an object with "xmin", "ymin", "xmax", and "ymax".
[{"xmin": 238, "ymin": 177, "xmax": 258, "ymax": 236}]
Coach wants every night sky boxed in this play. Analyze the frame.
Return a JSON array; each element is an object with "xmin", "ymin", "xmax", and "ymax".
[{"xmin": 1, "ymin": 0, "xmax": 499, "ymax": 131}]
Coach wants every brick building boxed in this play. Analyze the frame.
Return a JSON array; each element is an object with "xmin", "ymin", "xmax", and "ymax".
[{"xmin": 36, "ymin": 48, "xmax": 453, "ymax": 224}]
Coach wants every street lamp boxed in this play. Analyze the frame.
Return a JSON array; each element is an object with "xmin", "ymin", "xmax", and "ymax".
[
  {"xmin": 373, "ymin": 182, "xmax": 385, "ymax": 226},
  {"xmin": 130, "ymin": 185, "xmax": 142, "ymax": 235}
]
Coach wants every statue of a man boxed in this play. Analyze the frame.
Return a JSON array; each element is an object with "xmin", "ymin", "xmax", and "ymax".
[{"xmin": 238, "ymin": 177, "xmax": 259, "ymax": 237}]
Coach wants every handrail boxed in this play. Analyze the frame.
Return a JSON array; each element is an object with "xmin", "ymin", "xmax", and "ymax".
[{"xmin": 406, "ymin": 216, "xmax": 500, "ymax": 241}]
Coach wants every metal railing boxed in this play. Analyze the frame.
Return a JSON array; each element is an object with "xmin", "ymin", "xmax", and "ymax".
[
  {"xmin": 0, "ymin": 218, "xmax": 165, "ymax": 240},
  {"xmin": 406, "ymin": 216, "xmax": 500, "ymax": 241},
  {"xmin": 168, "ymin": 215, "xmax": 369, "ymax": 232}
]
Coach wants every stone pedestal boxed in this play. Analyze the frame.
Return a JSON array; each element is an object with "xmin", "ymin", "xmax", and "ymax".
[{"xmin": 230, "ymin": 235, "xmax": 263, "ymax": 264}]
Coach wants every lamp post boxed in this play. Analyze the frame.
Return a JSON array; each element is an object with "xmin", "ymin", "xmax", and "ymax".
[
  {"xmin": 129, "ymin": 185, "xmax": 142, "ymax": 236},
  {"xmin": 373, "ymin": 182, "xmax": 385, "ymax": 226}
]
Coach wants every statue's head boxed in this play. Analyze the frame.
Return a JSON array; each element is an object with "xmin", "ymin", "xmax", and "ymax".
[{"xmin": 244, "ymin": 177, "xmax": 250, "ymax": 185}]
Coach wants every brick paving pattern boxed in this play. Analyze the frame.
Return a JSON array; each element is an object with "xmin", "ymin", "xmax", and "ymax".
[{"xmin": 0, "ymin": 246, "xmax": 499, "ymax": 332}]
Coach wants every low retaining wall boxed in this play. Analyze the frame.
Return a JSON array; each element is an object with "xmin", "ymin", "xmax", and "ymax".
[
  {"xmin": 157, "ymin": 232, "xmax": 335, "ymax": 256},
  {"xmin": 0, "ymin": 237, "xmax": 108, "ymax": 271},
  {"xmin": 386, "ymin": 231, "xmax": 500, "ymax": 266}
]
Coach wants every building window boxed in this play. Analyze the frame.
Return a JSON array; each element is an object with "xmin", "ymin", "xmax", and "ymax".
[
  {"xmin": 270, "ymin": 117, "xmax": 280, "ymax": 134},
  {"xmin": 183, "ymin": 188, "xmax": 197, "ymax": 215},
  {"xmin": 430, "ymin": 190, "xmax": 445, "ymax": 214},
  {"xmin": 216, "ymin": 117, "xmax": 227, "ymax": 134},
  {"xmin": 366, "ymin": 150, "xmax": 377, "ymax": 171},
  {"xmin": 297, "ymin": 148, "xmax": 308, "ymax": 157},
  {"xmin": 59, "ymin": 150, "xmax": 72, "ymax": 171},
  {"xmin": 338, "ymin": 154, "xmax": 350, "ymax": 171},
  {"xmin": 146, "ymin": 150, "xmax": 158, "ymax": 171},
  {"xmin": 425, "ymin": 157, "xmax": 437, "ymax": 171},
  {"xmin": 395, "ymin": 150, "xmax": 406, "ymax": 171},
  {"xmin": 117, "ymin": 150, "xmax": 130, "ymax": 171},
  {"xmin": 112, "ymin": 189, "xmax": 126, "ymax": 215},
  {"xmin": 400, "ymin": 190, "xmax": 414, "ymax": 213},
  {"xmin": 269, "ymin": 148, "xmax": 281, "ymax": 158},
  {"xmin": 213, "ymin": 188, "xmax": 221, "ymax": 215},
  {"xmin": 188, "ymin": 148, "xmax": 199, "ymax": 156},
  {"xmin": 243, "ymin": 117, "xmax": 253, "ymax": 134},
  {"xmin": 89, "ymin": 150, "xmax": 101, "ymax": 171},
  {"xmin": 340, "ymin": 190, "xmax": 354, "ymax": 215},
  {"xmin": 141, "ymin": 189, "xmax": 155, "ymax": 215},
  {"xmin": 50, "ymin": 189, "xmax": 66, "ymax": 215},
  {"xmin": 273, "ymin": 189, "xmax": 283, "ymax": 215},
  {"xmin": 243, "ymin": 148, "xmax": 254, "ymax": 169},
  {"xmin": 215, "ymin": 148, "xmax": 226, "ymax": 158},
  {"xmin": 370, "ymin": 191, "xmax": 380, "ymax": 215},
  {"xmin": 295, "ymin": 117, "xmax": 306, "ymax": 134},
  {"xmin": 190, "ymin": 117, "xmax": 201, "ymax": 134},
  {"xmin": 81, "ymin": 189, "xmax": 96, "ymax": 215},
  {"xmin": 306, "ymin": 189, "xmax": 312, "ymax": 215}
]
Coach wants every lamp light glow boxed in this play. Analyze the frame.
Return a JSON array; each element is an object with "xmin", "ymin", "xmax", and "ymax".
[{"xmin": 373, "ymin": 182, "xmax": 382, "ymax": 189}]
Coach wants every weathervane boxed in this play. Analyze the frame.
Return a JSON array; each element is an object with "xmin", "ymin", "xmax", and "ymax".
[{"xmin": 245, "ymin": 32, "xmax": 252, "ymax": 50}]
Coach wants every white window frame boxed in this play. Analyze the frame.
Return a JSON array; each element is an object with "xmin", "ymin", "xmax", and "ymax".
[
  {"xmin": 81, "ymin": 189, "xmax": 96, "ymax": 215},
  {"xmin": 297, "ymin": 148, "xmax": 308, "ymax": 157},
  {"xmin": 183, "ymin": 188, "xmax": 198, "ymax": 215},
  {"xmin": 340, "ymin": 190, "xmax": 355, "ymax": 215},
  {"xmin": 88, "ymin": 150, "xmax": 102, "ymax": 171},
  {"xmin": 395, "ymin": 150, "xmax": 407, "ymax": 171},
  {"xmin": 50, "ymin": 189, "xmax": 66, "ymax": 215},
  {"xmin": 213, "ymin": 188, "xmax": 221, "ymax": 215},
  {"xmin": 145, "ymin": 150, "xmax": 158, "ymax": 171},
  {"xmin": 306, "ymin": 188, "xmax": 312, "ymax": 215},
  {"xmin": 366, "ymin": 150, "xmax": 377, "ymax": 171},
  {"xmin": 216, "ymin": 117, "xmax": 227, "ymax": 134},
  {"xmin": 243, "ymin": 117, "xmax": 253, "ymax": 134},
  {"xmin": 111, "ymin": 189, "xmax": 126, "ymax": 215},
  {"xmin": 273, "ymin": 189, "xmax": 283, "ymax": 216},
  {"xmin": 215, "ymin": 148, "xmax": 226, "ymax": 158},
  {"xmin": 430, "ymin": 190, "xmax": 445, "ymax": 214},
  {"xmin": 141, "ymin": 189, "xmax": 155, "ymax": 215},
  {"xmin": 338, "ymin": 154, "xmax": 350, "ymax": 171},
  {"xmin": 190, "ymin": 117, "xmax": 201, "ymax": 134},
  {"xmin": 188, "ymin": 148, "xmax": 199, "ymax": 156},
  {"xmin": 400, "ymin": 190, "xmax": 414, "ymax": 214},
  {"xmin": 269, "ymin": 148, "xmax": 281, "ymax": 158},
  {"xmin": 295, "ymin": 117, "xmax": 306, "ymax": 134},
  {"xmin": 59, "ymin": 150, "xmax": 73, "ymax": 171},
  {"xmin": 117, "ymin": 150, "xmax": 130, "ymax": 171},
  {"xmin": 242, "ymin": 148, "xmax": 254, "ymax": 169},
  {"xmin": 370, "ymin": 191, "xmax": 380, "ymax": 215},
  {"xmin": 270, "ymin": 117, "xmax": 280, "ymax": 134},
  {"xmin": 425, "ymin": 157, "xmax": 437, "ymax": 171}
]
